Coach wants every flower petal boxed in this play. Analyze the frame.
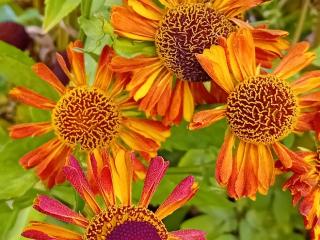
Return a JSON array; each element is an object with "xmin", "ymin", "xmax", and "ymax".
[
  {"xmin": 22, "ymin": 222, "xmax": 82, "ymax": 240},
  {"xmin": 139, "ymin": 156, "xmax": 169, "ymax": 207},
  {"xmin": 155, "ymin": 176, "xmax": 198, "ymax": 220},
  {"xmin": 34, "ymin": 195, "xmax": 88, "ymax": 228},
  {"xmin": 66, "ymin": 41, "xmax": 86, "ymax": 86},
  {"xmin": 10, "ymin": 87, "xmax": 55, "ymax": 110},
  {"xmin": 189, "ymin": 107, "xmax": 226, "ymax": 130},
  {"xmin": 32, "ymin": 63, "xmax": 66, "ymax": 95},
  {"xmin": 274, "ymin": 42, "xmax": 315, "ymax": 80},
  {"xmin": 169, "ymin": 229, "xmax": 206, "ymax": 240},
  {"xmin": 9, "ymin": 122, "xmax": 52, "ymax": 139}
]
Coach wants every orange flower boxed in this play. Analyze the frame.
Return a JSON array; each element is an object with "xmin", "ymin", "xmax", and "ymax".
[
  {"xmin": 189, "ymin": 28, "xmax": 320, "ymax": 199},
  {"xmin": 22, "ymin": 152, "xmax": 204, "ymax": 240},
  {"xmin": 282, "ymin": 149, "xmax": 320, "ymax": 240},
  {"xmin": 110, "ymin": 0, "xmax": 288, "ymax": 125},
  {"xmin": 9, "ymin": 41, "xmax": 170, "ymax": 188}
]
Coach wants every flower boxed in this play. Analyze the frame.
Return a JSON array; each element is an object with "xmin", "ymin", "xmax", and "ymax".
[
  {"xmin": 282, "ymin": 148, "xmax": 320, "ymax": 240},
  {"xmin": 189, "ymin": 28, "xmax": 320, "ymax": 199},
  {"xmin": 110, "ymin": 0, "xmax": 288, "ymax": 125},
  {"xmin": 9, "ymin": 41, "xmax": 170, "ymax": 188},
  {"xmin": 21, "ymin": 152, "xmax": 204, "ymax": 240}
]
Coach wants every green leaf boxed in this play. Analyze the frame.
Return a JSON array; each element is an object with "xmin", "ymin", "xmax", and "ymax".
[
  {"xmin": 162, "ymin": 121, "xmax": 226, "ymax": 151},
  {"xmin": 0, "ymin": 41, "xmax": 58, "ymax": 99},
  {"xmin": 43, "ymin": 0, "xmax": 81, "ymax": 32},
  {"xmin": 113, "ymin": 38, "xmax": 156, "ymax": 58},
  {"xmin": 0, "ymin": 127, "xmax": 52, "ymax": 200}
]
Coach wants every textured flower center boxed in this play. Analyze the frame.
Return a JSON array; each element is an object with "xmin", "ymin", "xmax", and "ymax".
[
  {"xmin": 52, "ymin": 87, "xmax": 121, "ymax": 150},
  {"xmin": 85, "ymin": 206, "xmax": 168, "ymax": 240},
  {"xmin": 155, "ymin": 3, "xmax": 236, "ymax": 82},
  {"xmin": 226, "ymin": 75, "xmax": 298, "ymax": 144}
]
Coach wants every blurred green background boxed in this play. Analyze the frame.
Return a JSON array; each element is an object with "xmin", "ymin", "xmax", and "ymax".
[{"xmin": 1, "ymin": 0, "xmax": 320, "ymax": 239}]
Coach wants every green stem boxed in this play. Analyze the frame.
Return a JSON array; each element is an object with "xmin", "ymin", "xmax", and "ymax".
[
  {"xmin": 293, "ymin": 0, "xmax": 310, "ymax": 44},
  {"xmin": 79, "ymin": 0, "xmax": 93, "ymax": 41},
  {"xmin": 313, "ymin": 13, "xmax": 320, "ymax": 47}
]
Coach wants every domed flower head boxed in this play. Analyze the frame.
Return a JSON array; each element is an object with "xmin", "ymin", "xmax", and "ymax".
[
  {"xmin": 9, "ymin": 41, "xmax": 170, "ymax": 188},
  {"xmin": 110, "ymin": 0, "xmax": 288, "ymax": 125},
  {"xmin": 189, "ymin": 28, "xmax": 320, "ymax": 199},
  {"xmin": 282, "ymin": 148, "xmax": 320, "ymax": 240},
  {"xmin": 22, "ymin": 151, "xmax": 204, "ymax": 240}
]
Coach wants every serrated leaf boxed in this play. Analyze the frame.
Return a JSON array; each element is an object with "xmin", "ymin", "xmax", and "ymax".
[{"xmin": 43, "ymin": 0, "xmax": 81, "ymax": 32}]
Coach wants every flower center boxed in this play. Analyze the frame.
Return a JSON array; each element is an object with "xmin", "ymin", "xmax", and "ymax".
[
  {"xmin": 85, "ymin": 206, "xmax": 168, "ymax": 240},
  {"xmin": 52, "ymin": 87, "xmax": 121, "ymax": 150},
  {"xmin": 155, "ymin": 3, "xmax": 236, "ymax": 82},
  {"xmin": 226, "ymin": 75, "xmax": 298, "ymax": 144}
]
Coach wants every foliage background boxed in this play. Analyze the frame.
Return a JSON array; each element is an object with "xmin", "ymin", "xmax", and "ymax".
[{"xmin": 0, "ymin": 0, "xmax": 320, "ymax": 239}]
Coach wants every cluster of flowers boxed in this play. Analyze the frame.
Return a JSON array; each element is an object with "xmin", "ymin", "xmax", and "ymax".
[{"xmin": 9, "ymin": 0, "xmax": 320, "ymax": 239}]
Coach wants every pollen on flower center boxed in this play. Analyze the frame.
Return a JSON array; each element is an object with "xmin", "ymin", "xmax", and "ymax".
[
  {"xmin": 52, "ymin": 87, "xmax": 121, "ymax": 150},
  {"xmin": 155, "ymin": 3, "xmax": 236, "ymax": 82},
  {"xmin": 85, "ymin": 206, "xmax": 168, "ymax": 240},
  {"xmin": 226, "ymin": 75, "xmax": 298, "ymax": 144}
]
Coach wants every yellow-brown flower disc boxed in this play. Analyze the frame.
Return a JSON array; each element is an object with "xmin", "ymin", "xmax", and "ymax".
[
  {"xmin": 155, "ymin": 3, "xmax": 236, "ymax": 82},
  {"xmin": 85, "ymin": 206, "xmax": 168, "ymax": 240},
  {"xmin": 226, "ymin": 75, "xmax": 298, "ymax": 144},
  {"xmin": 52, "ymin": 87, "xmax": 121, "ymax": 150}
]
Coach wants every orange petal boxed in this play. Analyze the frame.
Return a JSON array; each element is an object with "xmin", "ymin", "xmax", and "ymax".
[
  {"xmin": 291, "ymin": 71, "xmax": 320, "ymax": 95},
  {"xmin": 128, "ymin": 0, "xmax": 163, "ymax": 20},
  {"xmin": 66, "ymin": 41, "xmax": 86, "ymax": 86},
  {"xmin": 257, "ymin": 144, "xmax": 275, "ymax": 194},
  {"xmin": 212, "ymin": 0, "xmax": 263, "ymax": 18},
  {"xmin": 111, "ymin": 6, "xmax": 157, "ymax": 41},
  {"xmin": 119, "ymin": 130, "xmax": 160, "ymax": 153},
  {"xmin": 109, "ymin": 148, "xmax": 133, "ymax": 206},
  {"xmin": 9, "ymin": 122, "xmax": 52, "ymax": 139},
  {"xmin": 197, "ymin": 46, "xmax": 234, "ymax": 93},
  {"xmin": 155, "ymin": 176, "xmax": 198, "ymax": 220},
  {"xmin": 93, "ymin": 45, "xmax": 114, "ymax": 90},
  {"xmin": 22, "ymin": 222, "xmax": 82, "ymax": 240},
  {"xmin": 111, "ymin": 55, "xmax": 160, "ymax": 72},
  {"xmin": 122, "ymin": 117, "xmax": 170, "ymax": 143},
  {"xmin": 215, "ymin": 131, "xmax": 235, "ymax": 185},
  {"xmin": 164, "ymin": 80, "xmax": 183, "ymax": 125},
  {"xmin": 10, "ymin": 87, "xmax": 55, "ymax": 110},
  {"xmin": 232, "ymin": 28, "xmax": 256, "ymax": 79},
  {"xmin": 272, "ymin": 142, "xmax": 293, "ymax": 168},
  {"xmin": 189, "ymin": 107, "xmax": 226, "ymax": 130},
  {"xmin": 274, "ymin": 42, "xmax": 316, "ymax": 80},
  {"xmin": 32, "ymin": 63, "xmax": 66, "ymax": 94}
]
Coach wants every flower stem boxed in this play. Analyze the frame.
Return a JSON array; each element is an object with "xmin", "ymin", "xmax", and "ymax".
[{"xmin": 293, "ymin": 0, "xmax": 310, "ymax": 44}]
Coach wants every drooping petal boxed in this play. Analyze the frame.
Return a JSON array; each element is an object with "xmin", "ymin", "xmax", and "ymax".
[
  {"xmin": 32, "ymin": 63, "xmax": 66, "ymax": 95},
  {"xmin": 274, "ymin": 42, "xmax": 316, "ymax": 80},
  {"xmin": 182, "ymin": 81, "xmax": 195, "ymax": 121},
  {"xmin": 139, "ymin": 156, "xmax": 169, "ymax": 207},
  {"xmin": 34, "ymin": 195, "xmax": 88, "ymax": 228},
  {"xmin": 257, "ymin": 144, "xmax": 275, "ymax": 195},
  {"xmin": 10, "ymin": 87, "xmax": 56, "ymax": 110},
  {"xmin": 215, "ymin": 131, "xmax": 235, "ymax": 186},
  {"xmin": 155, "ymin": 176, "xmax": 198, "ymax": 220},
  {"xmin": 22, "ymin": 222, "xmax": 82, "ymax": 240},
  {"xmin": 189, "ymin": 107, "xmax": 226, "ymax": 130},
  {"xmin": 272, "ymin": 142, "xmax": 293, "ymax": 168},
  {"xmin": 169, "ymin": 229, "xmax": 206, "ymax": 240},
  {"xmin": 9, "ymin": 122, "xmax": 52, "ymax": 139}
]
